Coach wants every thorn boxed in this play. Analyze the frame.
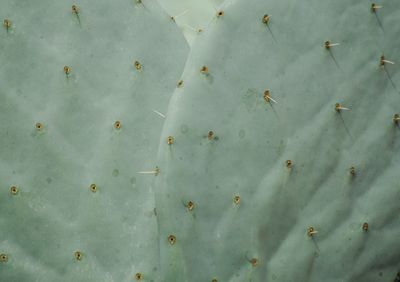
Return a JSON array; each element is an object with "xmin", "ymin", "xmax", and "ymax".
[
  {"xmin": 177, "ymin": 80, "xmax": 184, "ymax": 87},
  {"xmin": 263, "ymin": 90, "xmax": 277, "ymax": 104},
  {"xmin": 380, "ymin": 55, "xmax": 394, "ymax": 66},
  {"xmin": 371, "ymin": 3, "xmax": 383, "ymax": 13},
  {"xmin": 207, "ymin": 131, "xmax": 214, "ymax": 140},
  {"xmin": 286, "ymin": 160, "xmax": 292, "ymax": 168},
  {"xmin": 262, "ymin": 14, "xmax": 270, "ymax": 24},
  {"xmin": 307, "ymin": 226, "xmax": 318, "ymax": 237},
  {"xmin": 350, "ymin": 166, "xmax": 356, "ymax": 176},
  {"xmin": 171, "ymin": 9, "xmax": 189, "ymax": 21},
  {"xmin": 233, "ymin": 195, "xmax": 240, "ymax": 205},
  {"xmin": 324, "ymin": 40, "xmax": 340, "ymax": 49},
  {"xmin": 153, "ymin": 110, "xmax": 166, "ymax": 118},
  {"xmin": 137, "ymin": 167, "xmax": 160, "ymax": 175},
  {"xmin": 362, "ymin": 222, "xmax": 369, "ymax": 231},
  {"xmin": 393, "ymin": 114, "xmax": 400, "ymax": 124},
  {"xmin": 335, "ymin": 103, "xmax": 350, "ymax": 112}
]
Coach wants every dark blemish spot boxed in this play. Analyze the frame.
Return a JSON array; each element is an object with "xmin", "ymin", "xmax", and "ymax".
[
  {"xmin": 46, "ymin": 177, "xmax": 52, "ymax": 184},
  {"xmin": 112, "ymin": 169, "xmax": 119, "ymax": 177}
]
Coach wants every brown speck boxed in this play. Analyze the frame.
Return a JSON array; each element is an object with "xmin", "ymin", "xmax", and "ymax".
[
  {"xmin": 134, "ymin": 61, "xmax": 142, "ymax": 70},
  {"xmin": 324, "ymin": 40, "xmax": 331, "ymax": 49},
  {"xmin": 35, "ymin": 123, "xmax": 43, "ymax": 131},
  {"xmin": 74, "ymin": 251, "xmax": 82, "ymax": 260},
  {"xmin": 307, "ymin": 226, "xmax": 317, "ymax": 237},
  {"xmin": 371, "ymin": 3, "xmax": 380, "ymax": 13},
  {"xmin": 380, "ymin": 55, "xmax": 385, "ymax": 66},
  {"xmin": 262, "ymin": 14, "xmax": 269, "ymax": 24},
  {"xmin": 90, "ymin": 184, "xmax": 97, "ymax": 193},
  {"xmin": 64, "ymin": 66, "xmax": 71, "ymax": 75},
  {"xmin": 72, "ymin": 5, "xmax": 79, "ymax": 14},
  {"xmin": 3, "ymin": 19, "xmax": 11, "ymax": 29},
  {"xmin": 250, "ymin": 258, "xmax": 258, "ymax": 267},
  {"xmin": 350, "ymin": 166, "xmax": 356, "ymax": 176},
  {"xmin": 10, "ymin": 186, "xmax": 18, "ymax": 195},
  {"xmin": 187, "ymin": 201, "xmax": 194, "ymax": 211},
  {"xmin": 0, "ymin": 254, "xmax": 7, "ymax": 262},
  {"xmin": 114, "ymin": 121, "xmax": 121, "ymax": 129},
  {"xmin": 200, "ymin": 66, "xmax": 209, "ymax": 74},
  {"xmin": 263, "ymin": 90, "xmax": 270, "ymax": 102},
  {"xmin": 168, "ymin": 235, "xmax": 176, "ymax": 245},
  {"xmin": 135, "ymin": 272, "xmax": 143, "ymax": 280},
  {"xmin": 393, "ymin": 114, "xmax": 399, "ymax": 124}
]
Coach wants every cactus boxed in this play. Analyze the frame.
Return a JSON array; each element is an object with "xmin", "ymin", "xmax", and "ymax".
[
  {"xmin": 0, "ymin": 0, "xmax": 188, "ymax": 281},
  {"xmin": 155, "ymin": 0, "xmax": 400, "ymax": 281},
  {"xmin": 158, "ymin": 0, "xmax": 225, "ymax": 45}
]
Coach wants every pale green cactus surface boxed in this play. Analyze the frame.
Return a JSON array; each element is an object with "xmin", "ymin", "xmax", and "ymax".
[
  {"xmin": 155, "ymin": 0, "xmax": 400, "ymax": 281},
  {"xmin": 0, "ymin": 0, "xmax": 188, "ymax": 281}
]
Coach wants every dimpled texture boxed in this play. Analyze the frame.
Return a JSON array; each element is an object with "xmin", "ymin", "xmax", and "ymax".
[
  {"xmin": 155, "ymin": 0, "xmax": 400, "ymax": 281},
  {"xmin": 0, "ymin": 0, "xmax": 188, "ymax": 281}
]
